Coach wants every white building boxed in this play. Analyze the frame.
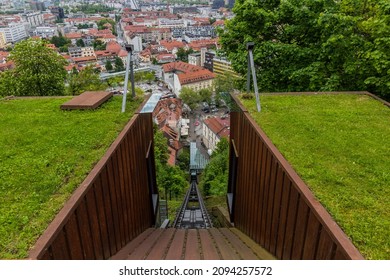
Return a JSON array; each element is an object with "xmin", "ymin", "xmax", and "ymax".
[
  {"xmin": 158, "ymin": 19, "xmax": 185, "ymax": 29},
  {"xmin": 128, "ymin": 34, "xmax": 142, "ymax": 53},
  {"xmin": 202, "ymin": 117, "xmax": 230, "ymax": 154},
  {"xmin": 188, "ymin": 53, "xmax": 201, "ymax": 67},
  {"xmin": 33, "ymin": 26, "xmax": 58, "ymax": 39},
  {"xmin": 23, "ymin": 12, "xmax": 44, "ymax": 28},
  {"xmin": 0, "ymin": 22, "xmax": 28, "ymax": 44}
]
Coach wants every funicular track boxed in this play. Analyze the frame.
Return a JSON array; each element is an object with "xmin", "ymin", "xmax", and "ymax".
[{"xmin": 172, "ymin": 171, "xmax": 213, "ymax": 229}]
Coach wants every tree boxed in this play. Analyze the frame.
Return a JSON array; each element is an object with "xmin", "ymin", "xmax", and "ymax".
[
  {"xmin": 176, "ymin": 47, "xmax": 194, "ymax": 62},
  {"xmin": 97, "ymin": 18, "xmax": 116, "ymax": 34},
  {"xmin": 50, "ymin": 33, "xmax": 71, "ymax": 48},
  {"xmin": 92, "ymin": 39, "xmax": 106, "ymax": 51},
  {"xmin": 5, "ymin": 38, "xmax": 67, "ymax": 96},
  {"xmin": 67, "ymin": 66, "xmax": 105, "ymax": 95},
  {"xmin": 153, "ymin": 128, "xmax": 187, "ymax": 199},
  {"xmin": 76, "ymin": 38, "xmax": 85, "ymax": 47},
  {"xmin": 177, "ymin": 148, "xmax": 190, "ymax": 172},
  {"xmin": 199, "ymin": 137, "xmax": 229, "ymax": 196},
  {"xmin": 213, "ymin": 71, "xmax": 243, "ymax": 94},
  {"xmin": 0, "ymin": 70, "xmax": 17, "ymax": 97},
  {"xmin": 219, "ymin": 0, "xmax": 390, "ymax": 99},
  {"xmin": 198, "ymin": 88, "xmax": 212, "ymax": 104},
  {"xmin": 179, "ymin": 87, "xmax": 201, "ymax": 110},
  {"xmin": 105, "ymin": 60, "xmax": 113, "ymax": 72},
  {"xmin": 114, "ymin": 56, "xmax": 125, "ymax": 72}
]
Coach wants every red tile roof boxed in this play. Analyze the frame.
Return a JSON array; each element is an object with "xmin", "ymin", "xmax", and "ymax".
[
  {"xmin": 162, "ymin": 61, "xmax": 203, "ymax": 74},
  {"xmin": 213, "ymin": 20, "xmax": 225, "ymax": 26},
  {"xmin": 98, "ymin": 33, "xmax": 116, "ymax": 39},
  {"xmin": 118, "ymin": 49, "xmax": 128, "ymax": 57},
  {"xmin": 72, "ymin": 56, "xmax": 97, "ymax": 63},
  {"xmin": 159, "ymin": 40, "xmax": 185, "ymax": 52},
  {"xmin": 204, "ymin": 116, "xmax": 231, "ymax": 139},
  {"xmin": 188, "ymin": 39, "xmax": 218, "ymax": 51},
  {"xmin": 65, "ymin": 32, "xmax": 82, "ymax": 39},
  {"xmin": 178, "ymin": 69, "xmax": 215, "ymax": 85},
  {"xmin": 106, "ymin": 41, "xmax": 122, "ymax": 54},
  {"xmin": 124, "ymin": 25, "xmax": 148, "ymax": 32}
]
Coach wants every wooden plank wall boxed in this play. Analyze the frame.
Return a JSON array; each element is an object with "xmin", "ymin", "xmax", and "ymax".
[
  {"xmin": 229, "ymin": 94, "xmax": 364, "ymax": 260},
  {"xmin": 29, "ymin": 112, "xmax": 157, "ymax": 260}
]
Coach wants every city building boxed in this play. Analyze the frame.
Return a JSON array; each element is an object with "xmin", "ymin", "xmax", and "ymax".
[
  {"xmin": 22, "ymin": 11, "xmax": 44, "ymax": 28},
  {"xmin": 202, "ymin": 116, "xmax": 230, "ymax": 154},
  {"xmin": 0, "ymin": 22, "xmax": 28, "ymax": 44},
  {"xmin": 203, "ymin": 50, "xmax": 215, "ymax": 72},
  {"xmin": 177, "ymin": 69, "xmax": 215, "ymax": 93},
  {"xmin": 213, "ymin": 56, "xmax": 240, "ymax": 78},
  {"xmin": 188, "ymin": 52, "xmax": 201, "ymax": 67},
  {"xmin": 50, "ymin": 7, "xmax": 65, "ymax": 19},
  {"xmin": 33, "ymin": 26, "xmax": 57, "ymax": 39},
  {"xmin": 0, "ymin": 31, "xmax": 7, "ymax": 49},
  {"xmin": 68, "ymin": 46, "xmax": 95, "ymax": 58}
]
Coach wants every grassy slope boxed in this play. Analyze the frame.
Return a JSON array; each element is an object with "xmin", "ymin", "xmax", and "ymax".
[
  {"xmin": 0, "ymin": 96, "xmax": 142, "ymax": 259},
  {"xmin": 241, "ymin": 94, "xmax": 390, "ymax": 260}
]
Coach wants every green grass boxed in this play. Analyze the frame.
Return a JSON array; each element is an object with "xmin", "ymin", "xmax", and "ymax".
[
  {"xmin": 240, "ymin": 93, "xmax": 390, "ymax": 260},
  {"xmin": 0, "ymin": 96, "xmax": 143, "ymax": 259}
]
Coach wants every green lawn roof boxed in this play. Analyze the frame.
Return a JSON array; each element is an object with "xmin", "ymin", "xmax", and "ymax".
[
  {"xmin": 0, "ymin": 96, "xmax": 142, "ymax": 259},
  {"xmin": 240, "ymin": 93, "xmax": 390, "ymax": 260}
]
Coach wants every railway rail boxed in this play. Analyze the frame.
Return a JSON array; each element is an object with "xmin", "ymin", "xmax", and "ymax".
[{"xmin": 172, "ymin": 171, "xmax": 213, "ymax": 229}]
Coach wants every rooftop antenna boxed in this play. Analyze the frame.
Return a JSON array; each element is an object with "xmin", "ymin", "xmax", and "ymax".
[{"xmin": 246, "ymin": 42, "xmax": 261, "ymax": 112}]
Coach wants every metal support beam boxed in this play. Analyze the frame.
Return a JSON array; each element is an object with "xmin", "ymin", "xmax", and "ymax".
[
  {"xmin": 246, "ymin": 42, "xmax": 261, "ymax": 112},
  {"xmin": 121, "ymin": 44, "xmax": 134, "ymax": 113}
]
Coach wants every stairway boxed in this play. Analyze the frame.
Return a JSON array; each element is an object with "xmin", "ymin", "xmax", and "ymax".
[{"xmin": 111, "ymin": 227, "xmax": 276, "ymax": 260}]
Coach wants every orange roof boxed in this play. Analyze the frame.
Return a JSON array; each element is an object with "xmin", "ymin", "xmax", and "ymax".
[
  {"xmin": 160, "ymin": 40, "xmax": 185, "ymax": 52},
  {"xmin": 124, "ymin": 25, "xmax": 148, "ymax": 32},
  {"xmin": 204, "ymin": 117, "xmax": 230, "ymax": 139},
  {"xmin": 213, "ymin": 20, "xmax": 225, "ymax": 26},
  {"xmin": 65, "ymin": 63, "xmax": 76, "ymax": 71},
  {"xmin": 65, "ymin": 32, "xmax": 82, "ymax": 39},
  {"xmin": 118, "ymin": 49, "xmax": 128, "ymax": 57},
  {"xmin": 72, "ymin": 56, "xmax": 97, "ymax": 62},
  {"xmin": 178, "ymin": 69, "xmax": 215, "ymax": 85},
  {"xmin": 97, "ymin": 29, "xmax": 112, "ymax": 35},
  {"xmin": 99, "ymin": 34, "xmax": 116, "ymax": 39},
  {"xmin": 88, "ymin": 28, "xmax": 98, "ymax": 35},
  {"xmin": 95, "ymin": 50, "xmax": 115, "ymax": 57},
  {"xmin": 188, "ymin": 39, "xmax": 218, "ymax": 51},
  {"xmin": 162, "ymin": 61, "xmax": 203, "ymax": 74},
  {"xmin": 106, "ymin": 41, "xmax": 122, "ymax": 54}
]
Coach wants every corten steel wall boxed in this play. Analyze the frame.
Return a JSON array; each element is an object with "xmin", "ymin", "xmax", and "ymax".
[
  {"xmin": 228, "ymin": 93, "xmax": 366, "ymax": 260},
  {"xmin": 29, "ymin": 112, "xmax": 158, "ymax": 260}
]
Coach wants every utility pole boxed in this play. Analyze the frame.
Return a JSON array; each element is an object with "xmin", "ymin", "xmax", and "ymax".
[
  {"xmin": 246, "ymin": 42, "xmax": 261, "ymax": 112},
  {"xmin": 121, "ymin": 44, "xmax": 135, "ymax": 113}
]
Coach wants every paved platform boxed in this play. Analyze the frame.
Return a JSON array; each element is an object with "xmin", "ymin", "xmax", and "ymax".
[
  {"xmin": 110, "ymin": 227, "xmax": 276, "ymax": 260},
  {"xmin": 61, "ymin": 91, "xmax": 113, "ymax": 110}
]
